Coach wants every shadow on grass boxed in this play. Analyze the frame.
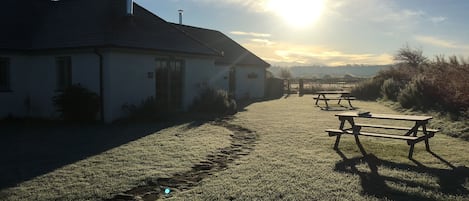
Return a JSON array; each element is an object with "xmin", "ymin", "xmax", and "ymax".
[
  {"xmin": 0, "ymin": 98, "xmax": 261, "ymax": 190},
  {"xmin": 106, "ymin": 120, "xmax": 258, "ymax": 200},
  {"xmin": 318, "ymin": 106, "xmax": 358, "ymax": 111},
  {"xmin": 334, "ymin": 149, "xmax": 469, "ymax": 200},
  {"xmin": 0, "ymin": 118, "xmax": 203, "ymax": 190}
]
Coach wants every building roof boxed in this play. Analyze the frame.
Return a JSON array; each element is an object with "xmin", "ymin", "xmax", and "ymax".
[
  {"xmin": 0, "ymin": 0, "xmax": 220, "ymax": 56},
  {"xmin": 173, "ymin": 23, "xmax": 270, "ymax": 68}
]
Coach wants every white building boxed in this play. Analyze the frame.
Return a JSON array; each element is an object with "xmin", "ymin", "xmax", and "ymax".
[{"xmin": 0, "ymin": 0, "xmax": 269, "ymax": 122}]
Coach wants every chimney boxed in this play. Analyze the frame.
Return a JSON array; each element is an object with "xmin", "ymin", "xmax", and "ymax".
[
  {"xmin": 178, "ymin": 9, "xmax": 183, "ymax": 24},
  {"xmin": 126, "ymin": 0, "xmax": 133, "ymax": 16}
]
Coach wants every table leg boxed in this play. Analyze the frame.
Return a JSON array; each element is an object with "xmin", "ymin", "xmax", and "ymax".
[
  {"xmin": 334, "ymin": 135, "xmax": 341, "ymax": 150},
  {"xmin": 408, "ymin": 143, "xmax": 415, "ymax": 158},
  {"xmin": 347, "ymin": 99, "xmax": 354, "ymax": 109},
  {"xmin": 314, "ymin": 94, "xmax": 320, "ymax": 106},
  {"xmin": 322, "ymin": 94, "xmax": 329, "ymax": 109},
  {"xmin": 405, "ymin": 122, "xmax": 420, "ymax": 136},
  {"xmin": 420, "ymin": 124, "xmax": 432, "ymax": 151},
  {"xmin": 334, "ymin": 117, "xmax": 355, "ymax": 149},
  {"xmin": 339, "ymin": 116, "xmax": 355, "ymax": 129},
  {"xmin": 354, "ymin": 134, "xmax": 367, "ymax": 155},
  {"xmin": 425, "ymin": 138, "xmax": 431, "ymax": 151},
  {"xmin": 334, "ymin": 118, "xmax": 347, "ymax": 149}
]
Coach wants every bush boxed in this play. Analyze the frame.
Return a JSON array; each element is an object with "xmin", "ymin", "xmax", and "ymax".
[
  {"xmin": 121, "ymin": 97, "xmax": 168, "ymax": 121},
  {"xmin": 53, "ymin": 84, "xmax": 100, "ymax": 122},
  {"xmin": 397, "ymin": 75, "xmax": 434, "ymax": 110},
  {"xmin": 375, "ymin": 66, "xmax": 413, "ymax": 82},
  {"xmin": 423, "ymin": 64, "xmax": 469, "ymax": 113},
  {"xmin": 381, "ymin": 78, "xmax": 404, "ymax": 101},
  {"xmin": 351, "ymin": 78, "xmax": 383, "ymax": 100},
  {"xmin": 190, "ymin": 88, "xmax": 237, "ymax": 115}
]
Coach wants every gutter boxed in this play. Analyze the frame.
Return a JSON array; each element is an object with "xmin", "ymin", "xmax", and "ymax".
[{"xmin": 94, "ymin": 48, "xmax": 105, "ymax": 122}]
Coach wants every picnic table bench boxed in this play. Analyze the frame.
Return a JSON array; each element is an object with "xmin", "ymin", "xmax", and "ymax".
[
  {"xmin": 313, "ymin": 91, "xmax": 355, "ymax": 110},
  {"xmin": 325, "ymin": 111, "xmax": 439, "ymax": 158}
]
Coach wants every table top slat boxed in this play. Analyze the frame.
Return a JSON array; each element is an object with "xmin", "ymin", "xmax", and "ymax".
[
  {"xmin": 355, "ymin": 123, "xmax": 439, "ymax": 132},
  {"xmin": 315, "ymin": 91, "xmax": 351, "ymax": 95},
  {"xmin": 343, "ymin": 130, "xmax": 420, "ymax": 140},
  {"xmin": 336, "ymin": 111, "xmax": 432, "ymax": 121}
]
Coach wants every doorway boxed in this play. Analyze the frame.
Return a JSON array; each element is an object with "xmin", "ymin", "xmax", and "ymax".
[{"xmin": 155, "ymin": 59, "xmax": 184, "ymax": 110}]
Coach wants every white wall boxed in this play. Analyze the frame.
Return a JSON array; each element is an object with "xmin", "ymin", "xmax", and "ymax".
[
  {"xmin": 0, "ymin": 54, "xmax": 30, "ymax": 117},
  {"xmin": 0, "ymin": 52, "xmax": 100, "ymax": 118},
  {"xmin": 103, "ymin": 51, "xmax": 156, "ymax": 122},
  {"xmin": 235, "ymin": 66, "xmax": 266, "ymax": 99},
  {"xmin": 184, "ymin": 59, "xmax": 228, "ymax": 109},
  {"xmin": 1, "ymin": 50, "xmax": 224, "ymax": 122},
  {"xmin": 29, "ymin": 53, "xmax": 100, "ymax": 118},
  {"xmin": 103, "ymin": 52, "xmax": 221, "ymax": 122}
]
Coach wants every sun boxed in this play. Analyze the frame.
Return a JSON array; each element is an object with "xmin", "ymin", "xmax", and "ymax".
[{"xmin": 267, "ymin": 0, "xmax": 325, "ymax": 28}]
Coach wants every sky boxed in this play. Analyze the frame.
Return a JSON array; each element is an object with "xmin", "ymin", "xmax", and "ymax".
[{"xmin": 134, "ymin": 0, "xmax": 469, "ymax": 67}]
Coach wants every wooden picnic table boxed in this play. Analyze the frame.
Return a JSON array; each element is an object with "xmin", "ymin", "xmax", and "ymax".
[
  {"xmin": 325, "ymin": 111, "xmax": 438, "ymax": 158},
  {"xmin": 313, "ymin": 91, "xmax": 355, "ymax": 110}
]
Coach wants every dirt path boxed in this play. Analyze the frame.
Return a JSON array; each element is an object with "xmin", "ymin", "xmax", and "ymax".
[{"xmin": 107, "ymin": 119, "xmax": 257, "ymax": 201}]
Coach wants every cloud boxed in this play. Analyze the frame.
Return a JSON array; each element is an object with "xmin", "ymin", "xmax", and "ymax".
[
  {"xmin": 230, "ymin": 31, "xmax": 271, "ymax": 38},
  {"xmin": 415, "ymin": 35, "xmax": 456, "ymax": 48},
  {"xmin": 242, "ymin": 40, "xmax": 393, "ymax": 66},
  {"xmin": 372, "ymin": 9, "xmax": 424, "ymax": 23},
  {"xmin": 430, "ymin": 16, "xmax": 447, "ymax": 23},
  {"xmin": 250, "ymin": 38, "xmax": 275, "ymax": 46},
  {"xmin": 191, "ymin": 0, "xmax": 267, "ymax": 11},
  {"xmin": 326, "ymin": 0, "xmax": 426, "ymax": 31},
  {"xmin": 415, "ymin": 35, "xmax": 469, "ymax": 50}
]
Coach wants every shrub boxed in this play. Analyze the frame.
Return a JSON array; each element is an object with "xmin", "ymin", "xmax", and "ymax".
[
  {"xmin": 423, "ymin": 64, "xmax": 469, "ymax": 113},
  {"xmin": 375, "ymin": 66, "xmax": 413, "ymax": 82},
  {"xmin": 397, "ymin": 75, "xmax": 434, "ymax": 110},
  {"xmin": 53, "ymin": 84, "xmax": 100, "ymax": 122},
  {"xmin": 121, "ymin": 96, "xmax": 168, "ymax": 121},
  {"xmin": 190, "ymin": 88, "xmax": 237, "ymax": 115},
  {"xmin": 350, "ymin": 78, "xmax": 383, "ymax": 100},
  {"xmin": 381, "ymin": 78, "xmax": 404, "ymax": 101}
]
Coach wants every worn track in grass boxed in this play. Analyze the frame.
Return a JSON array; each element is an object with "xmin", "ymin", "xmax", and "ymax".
[{"xmin": 107, "ymin": 120, "xmax": 257, "ymax": 201}]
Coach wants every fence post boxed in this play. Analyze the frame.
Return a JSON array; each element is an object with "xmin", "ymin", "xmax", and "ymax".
[{"xmin": 299, "ymin": 79, "xmax": 304, "ymax": 96}]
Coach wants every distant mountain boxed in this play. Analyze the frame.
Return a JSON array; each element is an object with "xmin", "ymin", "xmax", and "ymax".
[{"xmin": 269, "ymin": 65, "xmax": 392, "ymax": 78}]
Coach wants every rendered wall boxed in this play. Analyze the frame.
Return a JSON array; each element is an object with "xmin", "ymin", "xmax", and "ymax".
[
  {"xmin": 103, "ymin": 51, "xmax": 156, "ymax": 122},
  {"xmin": 103, "ymin": 51, "xmax": 219, "ymax": 122},
  {"xmin": 235, "ymin": 66, "xmax": 266, "ymax": 99},
  {"xmin": 0, "ymin": 52, "xmax": 100, "ymax": 118},
  {"xmin": 184, "ymin": 59, "xmax": 229, "ymax": 109}
]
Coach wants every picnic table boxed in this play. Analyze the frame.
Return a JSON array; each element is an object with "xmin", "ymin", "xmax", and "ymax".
[
  {"xmin": 313, "ymin": 91, "xmax": 355, "ymax": 110},
  {"xmin": 325, "ymin": 111, "xmax": 439, "ymax": 158}
]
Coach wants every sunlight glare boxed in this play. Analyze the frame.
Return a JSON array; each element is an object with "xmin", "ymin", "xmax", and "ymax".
[{"xmin": 267, "ymin": 0, "xmax": 325, "ymax": 28}]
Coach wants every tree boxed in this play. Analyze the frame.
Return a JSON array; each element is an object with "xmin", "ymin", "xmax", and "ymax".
[
  {"xmin": 279, "ymin": 67, "xmax": 292, "ymax": 79},
  {"xmin": 394, "ymin": 44, "xmax": 428, "ymax": 68}
]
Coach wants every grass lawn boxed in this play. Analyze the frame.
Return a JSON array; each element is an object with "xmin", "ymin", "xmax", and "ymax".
[{"xmin": 1, "ymin": 95, "xmax": 468, "ymax": 200}]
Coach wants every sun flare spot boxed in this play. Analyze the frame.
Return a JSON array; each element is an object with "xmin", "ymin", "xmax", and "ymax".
[{"xmin": 267, "ymin": 0, "xmax": 325, "ymax": 28}]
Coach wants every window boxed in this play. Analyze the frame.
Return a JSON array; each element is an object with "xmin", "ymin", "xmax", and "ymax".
[
  {"xmin": 56, "ymin": 56, "xmax": 72, "ymax": 90},
  {"xmin": 0, "ymin": 57, "xmax": 10, "ymax": 91}
]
